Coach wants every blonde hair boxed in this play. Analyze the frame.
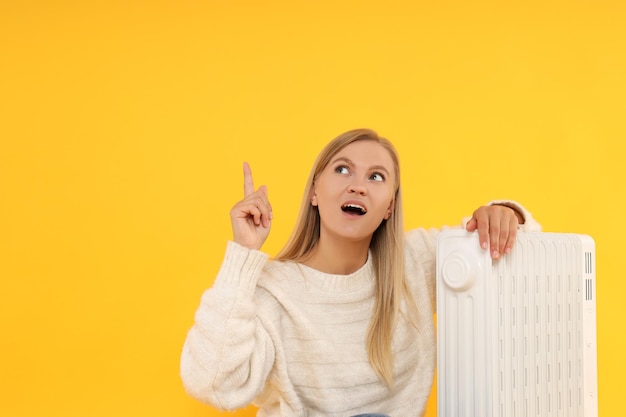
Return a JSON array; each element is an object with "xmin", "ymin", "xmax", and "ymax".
[{"xmin": 275, "ymin": 128, "xmax": 415, "ymax": 387}]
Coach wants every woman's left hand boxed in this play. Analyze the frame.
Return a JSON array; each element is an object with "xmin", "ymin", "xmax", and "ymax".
[{"xmin": 465, "ymin": 205, "xmax": 523, "ymax": 259}]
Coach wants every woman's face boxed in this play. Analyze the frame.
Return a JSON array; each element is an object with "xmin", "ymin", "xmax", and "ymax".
[{"xmin": 311, "ymin": 140, "xmax": 396, "ymax": 244}]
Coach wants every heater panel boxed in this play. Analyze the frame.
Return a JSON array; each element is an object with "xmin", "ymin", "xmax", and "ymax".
[{"xmin": 436, "ymin": 230, "xmax": 597, "ymax": 417}]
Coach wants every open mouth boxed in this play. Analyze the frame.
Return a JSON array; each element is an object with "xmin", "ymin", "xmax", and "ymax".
[{"xmin": 341, "ymin": 203, "xmax": 367, "ymax": 215}]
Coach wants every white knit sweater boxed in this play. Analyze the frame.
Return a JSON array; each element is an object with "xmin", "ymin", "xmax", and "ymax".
[{"xmin": 180, "ymin": 203, "xmax": 541, "ymax": 417}]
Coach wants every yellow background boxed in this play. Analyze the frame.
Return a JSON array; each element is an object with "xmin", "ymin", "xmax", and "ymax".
[{"xmin": 1, "ymin": 0, "xmax": 624, "ymax": 416}]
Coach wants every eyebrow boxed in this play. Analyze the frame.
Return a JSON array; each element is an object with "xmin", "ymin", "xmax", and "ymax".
[{"xmin": 331, "ymin": 156, "xmax": 391, "ymax": 176}]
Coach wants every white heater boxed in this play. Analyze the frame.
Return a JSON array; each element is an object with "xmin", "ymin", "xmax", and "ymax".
[{"xmin": 436, "ymin": 230, "xmax": 597, "ymax": 417}]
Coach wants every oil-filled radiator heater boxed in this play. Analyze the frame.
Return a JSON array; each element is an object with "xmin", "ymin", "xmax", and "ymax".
[{"xmin": 436, "ymin": 230, "xmax": 597, "ymax": 417}]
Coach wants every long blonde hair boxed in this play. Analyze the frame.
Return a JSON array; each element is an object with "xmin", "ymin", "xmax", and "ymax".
[{"xmin": 274, "ymin": 128, "xmax": 414, "ymax": 387}]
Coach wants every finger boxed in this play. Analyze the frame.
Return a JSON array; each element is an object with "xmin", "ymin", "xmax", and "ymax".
[
  {"xmin": 503, "ymin": 216, "xmax": 519, "ymax": 255},
  {"xmin": 465, "ymin": 217, "xmax": 477, "ymax": 232},
  {"xmin": 242, "ymin": 190, "xmax": 272, "ymax": 228},
  {"xmin": 489, "ymin": 223, "xmax": 501, "ymax": 259},
  {"xmin": 492, "ymin": 207, "xmax": 520, "ymax": 258},
  {"xmin": 243, "ymin": 161, "xmax": 255, "ymax": 197},
  {"xmin": 249, "ymin": 204, "xmax": 262, "ymax": 226},
  {"xmin": 257, "ymin": 185, "xmax": 272, "ymax": 227},
  {"xmin": 498, "ymin": 217, "xmax": 510, "ymax": 255},
  {"xmin": 474, "ymin": 211, "xmax": 490, "ymax": 251},
  {"xmin": 242, "ymin": 198, "xmax": 264, "ymax": 227},
  {"xmin": 231, "ymin": 198, "xmax": 260, "ymax": 222}
]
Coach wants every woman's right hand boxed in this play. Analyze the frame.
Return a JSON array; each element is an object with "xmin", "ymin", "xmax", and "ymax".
[{"xmin": 230, "ymin": 162, "xmax": 272, "ymax": 250}]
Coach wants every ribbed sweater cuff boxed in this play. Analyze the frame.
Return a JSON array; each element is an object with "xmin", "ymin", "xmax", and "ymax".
[{"xmin": 214, "ymin": 241, "xmax": 269, "ymax": 293}]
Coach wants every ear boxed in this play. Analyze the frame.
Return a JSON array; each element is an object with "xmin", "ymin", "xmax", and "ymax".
[
  {"xmin": 384, "ymin": 199, "xmax": 395, "ymax": 220},
  {"xmin": 310, "ymin": 188, "xmax": 318, "ymax": 206}
]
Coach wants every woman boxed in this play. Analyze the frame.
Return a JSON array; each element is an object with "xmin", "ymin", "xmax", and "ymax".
[{"xmin": 180, "ymin": 129, "xmax": 540, "ymax": 416}]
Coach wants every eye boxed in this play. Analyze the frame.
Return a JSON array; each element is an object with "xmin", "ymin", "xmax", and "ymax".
[
  {"xmin": 370, "ymin": 172, "xmax": 385, "ymax": 182},
  {"xmin": 335, "ymin": 165, "xmax": 350, "ymax": 175}
]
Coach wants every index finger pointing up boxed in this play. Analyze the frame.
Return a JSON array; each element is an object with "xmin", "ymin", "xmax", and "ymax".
[{"xmin": 243, "ymin": 161, "xmax": 255, "ymax": 196}]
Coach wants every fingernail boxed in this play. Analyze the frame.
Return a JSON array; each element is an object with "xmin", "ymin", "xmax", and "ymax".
[
  {"xmin": 481, "ymin": 241, "xmax": 488, "ymax": 250},
  {"xmin": 505, "ymin": 247, "xmax": 511, "ymax": 254},
  {"xmin": 492, "ymin": 250, "xmax": 500, "ymax": 259}
]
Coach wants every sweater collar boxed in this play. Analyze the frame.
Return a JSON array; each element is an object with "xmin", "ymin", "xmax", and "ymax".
[{"xmin": 293, "ymin": 251, "xmax": 374, "ymax": 292}]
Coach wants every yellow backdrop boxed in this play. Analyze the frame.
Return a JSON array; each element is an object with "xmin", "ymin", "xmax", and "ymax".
[{"xmin": 1, "ymin": 0, "xmax": 624, "ymax": 416}]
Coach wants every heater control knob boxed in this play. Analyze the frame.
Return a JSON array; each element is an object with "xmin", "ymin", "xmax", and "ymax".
[{"xmin": 441, "ymin": 251, "xmax": 477, "ymax": 291}]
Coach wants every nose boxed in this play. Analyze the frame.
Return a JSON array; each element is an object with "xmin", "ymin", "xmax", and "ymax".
[{"xmin": 347, "ymin": 182, "xmax": 367, "ymax": 195}]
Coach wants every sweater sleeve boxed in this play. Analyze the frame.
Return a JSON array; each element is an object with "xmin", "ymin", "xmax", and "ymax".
[{"xmin": 180, "ymin": 241, "xmax": 275, "ymax": 411}]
